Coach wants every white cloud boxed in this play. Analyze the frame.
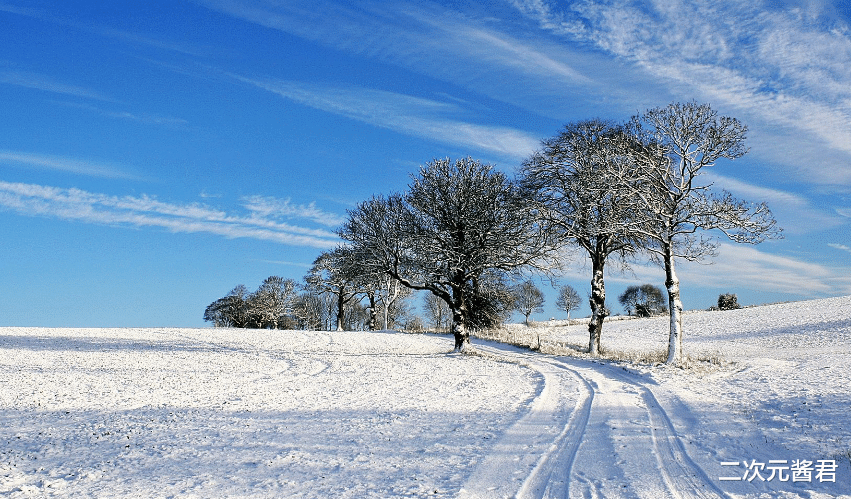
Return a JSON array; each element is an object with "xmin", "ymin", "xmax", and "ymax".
[
  {"xmin": 257, "ymin": 259, "xmax": 312, "ymax": 268},
  {"xmin": 702, "ymin": 172, "xmax": 845, "ymax": 234},
  {"xmin": 677, "ymin": 243, "xmax": 851, "ymax": 297},
  {"xmin": 513, "ymin": 0, "xmax": 851, "ymax": 185},
  {"xmin": 51, "ymin": 101, "xmax": 189, "ymax": 127},
  {"xmin": 0, "ymin": 69, "xmax": 115, "ymax": 102},
  {"xmin": 702, "ymin": 173, "xmax": 808, "ymax": 206},
  {"xmin": 0, "ymin": 180, "xmax": 340, "ymax": 249},
  {"xmin": 200, "ymin": 0, "xmax": 601, "ymax": 116},
  {"xmin": 95, "ymin": 26, "xmax": 207, "ymax": 57},
  {"xmin": 828, "ymin": 243, "xmax": 851, "ymax": 254},
  {"xmin": 233, "ymin": 76, "xmax": 541, "ymax": 159},
  {"xmin": 600, "ymin": 242, "xmax": 851, "ymax": 298},
  {"xmin": 0, "ymin": 150, "xmax": 142, "ymax": 180},
  {"xmin": 1, "ymin": 2, "xmax": 206, "ymax": 57},
  {"xmin": 241, "ymin": 195, "xmax": 345, "ymax": 228},
  {"xmin": 0, "ymin": 3, "xmax": 43, "ymax": 16},
  {"xmin": 408, "ymin": 10, "xmax": 591, "ymax": 86},
  {"xmin": 199, "ymin": 1, "xmax": 851, "ymax": 185}
]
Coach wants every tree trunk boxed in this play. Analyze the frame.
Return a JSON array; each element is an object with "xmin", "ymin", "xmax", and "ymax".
[
  {"xmin": 336, "ymin": 293, "xmax": 345, "ymax": 332},
  {"xmin": 587, "ymin": 255, "xmax": 607, "ymax": 355},
  {"xmin": 452, "ymin": 317, "xmax": 470, "ymax": 351},
  {"xmin": 448, "ymin": 275, "xmax": 470, "ymax": 352},
  {"xmin": 367, "ymin": 292, "xmax": 377, "ymax": 331},
  {"xmin": 663, "ymin": 245, "xmax": 684, "ymax": 365},
  {"xmin": 383, "ymin": 305, "xmax": 389, "ymax": 331},
  {"xmin": 451, "ymin": 287, "xmax": 471, "ymax": 352}
]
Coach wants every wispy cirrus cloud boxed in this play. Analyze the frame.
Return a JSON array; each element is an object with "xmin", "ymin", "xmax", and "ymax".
[
  {"xmin": 2, "ymin": 71, "xmax": 187, "ymax": 128},
  {"xmin": 256, "ymin": 259, "xmax": 312, "ymax": 268},
  {"xmin": 0, "ymin": 2, "xmax": 43, "ymax": 16},
  {"xmin": 512, "ymin": 0, "xmax": 851, "ymax": 184},
  {"xmin": 203, "ymin": 1, "xmax": 851, "ymax": 184},
  {"xmin": 1, "ymin": 1, "xmax": 206, "ymax": 57},
  {"xmin": 702, "ymin": 172, "xmax": 846, "ymax": 234},
  {"xmin": 828, "ymin": 243, "xmax": 851, "ymax": 255},
  {"xmin": 232, "ymin": 75, "xmax": 540, "ymax": 159},
  {"xmin": 0, "ymin": 180, "xmax": 340, "ymax": 249},
  {"xmin": 606, "ymin": 242, "xmax": 851, "ymax": 298},
  {"xmin": 199, "ymin": 0, "xmax": 597, "ymax": 114},
  {"xmin": 679, "ymin": 243, "xmax": 851, "ymax": 297},
  {"xmin": 50, "ymin": 101, "xmax": 189, "ymax": 128},
  {"xmin": 94, "ymin": 26, "xmax": 207, "ymax": 57},
  {"xmin": 0, "ymin": 69, "xmax": 115, "ymax": 102},
  {"xmin": 241, "ymin": 195, "xmax": 345, "ymax": 228},
  {"xmin": 0, "ymin": 150, "xmax": 142, "ymax": 180}
]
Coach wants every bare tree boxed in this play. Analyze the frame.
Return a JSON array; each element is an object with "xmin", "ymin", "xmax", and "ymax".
[
  {"xmin": 248, "ymin": 276, "xmax": 299, "ymax": 329},
  {"xmin": 513, "ymin": 280, "xmax": 545, "ymax": 325},
  {"xmin": 423, "ymin": 291, "xmax": 451, "ymax": 331},
  {"xmin": 339, "ymin": 157, "xmax": 556, "ymax": 351},
  {"xmin": 293, "ymin": 291, "xmax": 327, "ymax": 330},
  {"xmin": 521, "ymin": 120, "xmax": 646, "ymax": 354},
  {"xmin": 343, "ymin": 300, "xmax": 370, "ymax": 331},
  {"xmin": 203, "ymin": 284, "xmax": 251, "ymax": 328},
  {"xmin": 305, "ymin": 247, "xmax": 364, "ymax": 331},
  {"xmin": 555, "ymin": 284, "xmax": 581, "ymax": 322},
  {"xmin": 628, "ymin": 102, "xmax": 781, "ymax": 364},
  {"xmin": 376, "ymin": 277, "xmax": 414, "ymax": 330}
]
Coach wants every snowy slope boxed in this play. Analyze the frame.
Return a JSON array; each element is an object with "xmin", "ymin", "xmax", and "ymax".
[
  {"xmin": 1, "ymin": 296, "xmax": 850, "ymax": 498},
  {"xmin": 509, "ymin": 295, "xmax": 851, "ymax": 498}
]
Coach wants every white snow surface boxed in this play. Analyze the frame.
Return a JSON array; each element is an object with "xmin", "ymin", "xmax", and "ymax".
[{"xmin": 2, "ymin": 296, "xmax": 850, "ymax": 498}]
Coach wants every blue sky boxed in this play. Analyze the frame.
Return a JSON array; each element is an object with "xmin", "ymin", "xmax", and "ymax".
[{"xmin": 1, "ymin": 0, "xmax": 849, "ymax": 327}]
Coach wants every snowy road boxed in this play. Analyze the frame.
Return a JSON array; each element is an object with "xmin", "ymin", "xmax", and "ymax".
[{"xmin": 461, "ymin": 343, "xmax": 724, "ymax": 499}]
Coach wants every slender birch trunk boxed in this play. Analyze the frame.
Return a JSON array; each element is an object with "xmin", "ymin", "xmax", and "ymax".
[
  {"xmin": 382, "ymin": 276, "xmax": 399, "ymax": 330},
  {"xmin": 663, "ymin": 245, "xmax": 684, "ymax": 365}
]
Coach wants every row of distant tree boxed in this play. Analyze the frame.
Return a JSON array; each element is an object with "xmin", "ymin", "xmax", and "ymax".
[
  {"xmin": 203, "ymin": 275, "xmax": 419, "ymax": 332},
  {"xmin": 206, "ymin": 101, "xmax": 779, "ymax": 365},
  {"xmin": 508, "ymin": 281, "xmax": 740, "ymax": 323},
  {"xmin": 204, "ymin": 272, "xmax": 586, "ymax": 332},
  {"xmin": 205, "ymin": 272, "xmax": 737, "ymax": 334}
]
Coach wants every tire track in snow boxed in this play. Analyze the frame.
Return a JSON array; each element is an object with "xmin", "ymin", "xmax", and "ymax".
[
  {"xmin": 591, "ymin": 363, "xmax": 726, "ymax": 499},
  {"xmin": 164, "ymin": 329, "xmax": 333, "ymax": 390},
  {"xmin": 514, "ymin": 357, "xmax": 593, "ymax": 499},
  {"xmin": 462, "ymin": 344, "xmax": 726, "ymax": 499},
  {"xmin": 458, "ymin": 345, "xmax": 591, "ymax": 499}
]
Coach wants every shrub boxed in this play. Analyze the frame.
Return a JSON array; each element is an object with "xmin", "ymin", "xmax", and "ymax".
[
  {"xmin": 619, "ymin": 284, "xmax": 666, "ymax": 316},
  {"xmin": 717, "ymin": 293, "xmax": 741, "ymax": 310}
]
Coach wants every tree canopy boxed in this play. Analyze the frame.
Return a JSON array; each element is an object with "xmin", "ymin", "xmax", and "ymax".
[{"xmin": 339, "ymin": 157, "xmax": 556, "ymax": 350}]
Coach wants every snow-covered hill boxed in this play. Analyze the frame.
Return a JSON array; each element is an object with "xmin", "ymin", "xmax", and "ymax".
[{"xmin": 2, "ymin": 296, "xmax": 849, "ymax": 498}]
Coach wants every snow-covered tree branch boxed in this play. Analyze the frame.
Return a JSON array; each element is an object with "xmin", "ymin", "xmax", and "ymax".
[
  {"xmin": 339, "ymin": 157, "xmax": 558, "ymax": 351},
  {"xmin": 627, "ymin": 101, "xmax": 782, "ymax": 365}
]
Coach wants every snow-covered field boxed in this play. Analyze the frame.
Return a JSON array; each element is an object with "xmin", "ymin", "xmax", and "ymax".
[{"xmin": 2, "ymin": 296, "xmax": 850, "ymax": 498}]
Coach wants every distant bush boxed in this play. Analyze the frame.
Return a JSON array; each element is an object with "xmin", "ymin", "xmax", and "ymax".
[
  {"xmin": 717, "ymin": 293, "xmax": 742, "ymax": 311},
  {"xmin": 619, "ymin": 284, "xmax": 667, "ymax": 317}
]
